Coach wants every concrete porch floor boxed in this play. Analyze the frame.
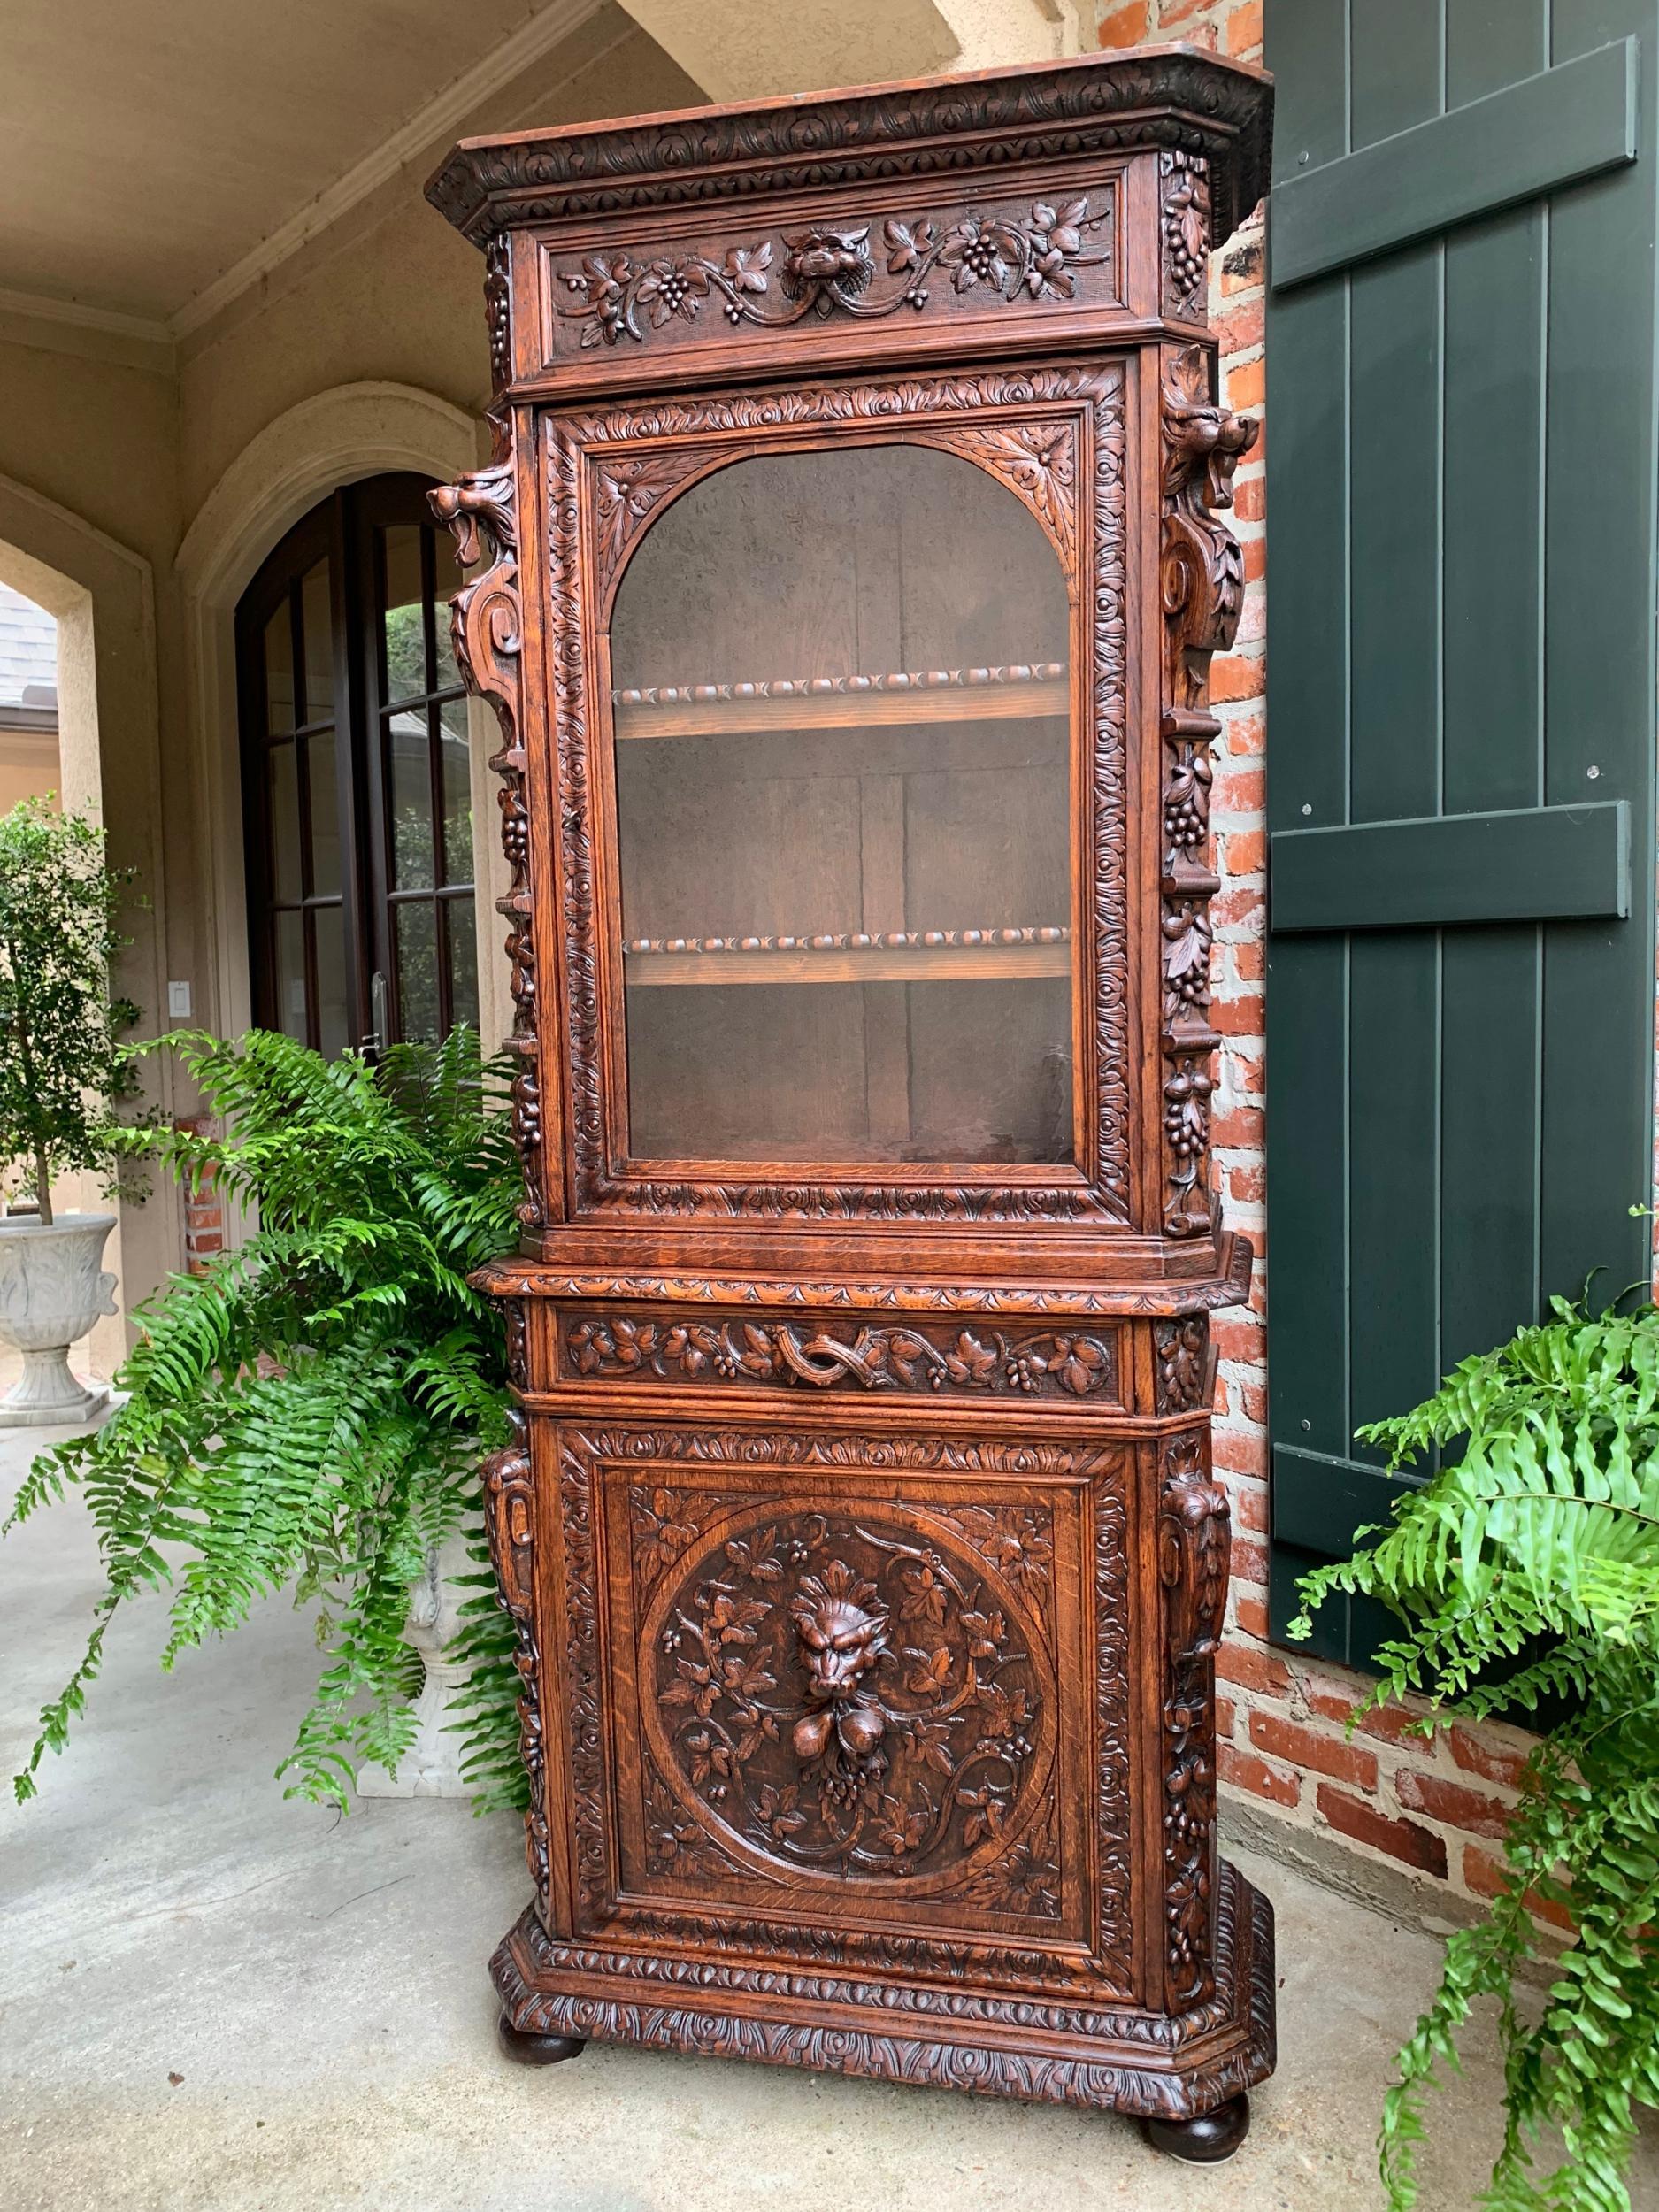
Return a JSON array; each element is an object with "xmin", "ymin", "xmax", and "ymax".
[{"xmin": 4, "ymin": 1422, "xmax": 1656, "ymax": 2212}]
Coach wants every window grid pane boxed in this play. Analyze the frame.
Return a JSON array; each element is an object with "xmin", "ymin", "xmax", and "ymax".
[{"xmin": 242, "ymin": 485, "xmax": 484, "ymax": 1060}]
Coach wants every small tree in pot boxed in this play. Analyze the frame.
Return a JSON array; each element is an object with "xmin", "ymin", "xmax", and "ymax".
[{"xmin": 0, "ymin": 796, "xmax": 141, "ymax": 1425}]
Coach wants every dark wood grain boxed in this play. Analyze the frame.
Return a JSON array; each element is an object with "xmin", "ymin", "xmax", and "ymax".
[{"xmin": 431, "ymin": 46, "xmax": 1274, "ymax": 2134}]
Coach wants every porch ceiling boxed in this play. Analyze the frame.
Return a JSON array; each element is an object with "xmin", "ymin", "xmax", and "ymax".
[{"xmin": 1, "ymin": 0, "xmax": 603, "ymax": 330}]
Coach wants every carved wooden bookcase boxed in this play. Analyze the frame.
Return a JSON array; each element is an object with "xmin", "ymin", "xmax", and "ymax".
[{"xmin": 428, "ymin": 46, "xmax": 1274, "ymax": 2157}]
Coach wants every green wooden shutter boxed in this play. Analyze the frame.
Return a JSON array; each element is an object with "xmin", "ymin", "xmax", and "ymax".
[{"xmin": 1263, "ymin": 0, "xmax": 1658, "ymax": 1668}]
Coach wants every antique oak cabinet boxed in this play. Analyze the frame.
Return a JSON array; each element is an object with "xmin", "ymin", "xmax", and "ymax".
[{"xmin": 427, "ymin": 45, "xmax": 1274, "ymax": 2160}]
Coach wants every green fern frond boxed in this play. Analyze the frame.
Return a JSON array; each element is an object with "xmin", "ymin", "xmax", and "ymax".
[
  {"xmin": 4, "ymin": 1026, "xmax": 521, "ymax": 1816},
  {"xmin": 1294, "ymin": 1297, "xmax": 1659, "ymax": 2211}
]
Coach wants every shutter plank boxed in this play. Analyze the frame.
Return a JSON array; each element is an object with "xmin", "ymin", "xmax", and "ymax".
[
  {"xmin": 1540, "ymin": 0, "xmax": 1657, "ymax": 1304},
  {"xmin": 1264, "ymin": 0, "xmax": 1351, "ymax": 1512},
  {"xmin": 1270, "ymin": 802, "xmax": 1629, "ymax": 931},
  {"xmin": 1440, "ymin": 0, "xmax": 1551, "ymax": 1370},
  {"xmin": 1271, "ymin": 37, "xmax": 1637, "ymax": 287}
]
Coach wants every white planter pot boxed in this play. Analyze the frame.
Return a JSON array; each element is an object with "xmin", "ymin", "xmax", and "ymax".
[
  {"xmin": 0, "ymin": 1212, "xmax": 119, "ymax": 1427},
  {"xmin": 357, "ymin": 1530, "xmax": 473, "ymax": 1799}
]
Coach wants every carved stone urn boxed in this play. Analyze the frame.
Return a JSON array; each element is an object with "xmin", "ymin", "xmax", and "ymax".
[
  {"xmin": 0, "ymin": 1212, "xmax": 119, "ymax": 1427},
  {"xmin": 357, "ymin": 1530, "xmax": 474, "ymax": 1799}
]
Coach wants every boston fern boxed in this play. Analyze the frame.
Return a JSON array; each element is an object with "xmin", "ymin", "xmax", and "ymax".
[
  {"xmin": 1293, "ymin": 1299, "xmax": 1659, "ymax": 2212},
  {"xmin": 5, "ymin": 1025, "xmax": 527, "ymax": 1816}
]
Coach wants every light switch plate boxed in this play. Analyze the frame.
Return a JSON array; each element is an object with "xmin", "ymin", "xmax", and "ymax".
[{"xmin": 167, "ymin": 980, "xmax": 192, "ymax": 1018}]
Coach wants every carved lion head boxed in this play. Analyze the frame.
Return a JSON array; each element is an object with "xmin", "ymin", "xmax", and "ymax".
[{"xmin": 789, "ymin": 1559, "xmax": 889, "ymax": 1709}]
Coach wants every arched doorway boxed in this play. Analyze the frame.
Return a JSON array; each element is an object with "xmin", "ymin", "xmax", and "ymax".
[{"xmin": 234, "ymin": 474, "xmax": 480, "ymax": 1054}]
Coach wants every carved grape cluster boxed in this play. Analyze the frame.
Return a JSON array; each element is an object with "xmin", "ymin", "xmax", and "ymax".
[{"xmin": 1161, "ymin": 152, "xmax": 1211, "ymax": 318}]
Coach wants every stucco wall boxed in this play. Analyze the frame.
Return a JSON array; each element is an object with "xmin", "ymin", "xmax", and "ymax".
[{"xmin": 176, "ymin": 11, "xmax": 700, "ymax": 511}]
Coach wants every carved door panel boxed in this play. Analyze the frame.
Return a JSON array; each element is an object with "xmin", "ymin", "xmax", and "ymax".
[
  {"xmin": 538, "ymin": 363, "xmax": 1135, "ymax": 1229},
  {"xmin": 557, "ymin": 1422, "xmax": 1137, "ymax": 1997}
]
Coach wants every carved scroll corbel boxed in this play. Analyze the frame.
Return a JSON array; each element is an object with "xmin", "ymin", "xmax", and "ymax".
[
  {"xmin": 1158, "ymin": 349, "xmax": 1256, "ymax": 1240},
  {"xmin": 1157, "ymin": 1434, "xmax": 1231, "ymax": 2008},
  {"xmin": 482, "ymin": 1411, "xmax": 551, "ymax": 1904},
  {"xmin": 429, "ymin": 413, "xmax": 545, "ymax": 1227}
]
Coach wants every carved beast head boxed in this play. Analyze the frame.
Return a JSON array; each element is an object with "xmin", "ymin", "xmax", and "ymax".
[{"xmin": 789, "ymin": 1559, "xmax": 889, "ymax": 1708}]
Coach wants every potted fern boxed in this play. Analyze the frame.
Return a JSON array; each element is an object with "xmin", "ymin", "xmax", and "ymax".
[
  {"xmin": 1293, "ymin": 1297, "xmax": 1659, "ymax": 2212},
  {"xmin": 0, "ymin": 797, "xmax": 138, "ymax": 1425},
  {"xmin": 6, "ymin": 1025, "xmax": 526, "ymax": 1813}
]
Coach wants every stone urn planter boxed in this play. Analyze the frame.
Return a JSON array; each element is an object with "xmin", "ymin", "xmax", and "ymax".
[
  {"xmin": 357, "ymin": 1529, "xmax": 473, "ymax": 1798},
  {"xmin": 0, "ymin": 1211, "xmax": 118, "ymax": 1426}
]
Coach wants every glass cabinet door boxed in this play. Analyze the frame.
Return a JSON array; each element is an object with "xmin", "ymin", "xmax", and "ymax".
[{"xmin": 607, "ymin": 442, "xmax": 1074, "ymax": 1167}]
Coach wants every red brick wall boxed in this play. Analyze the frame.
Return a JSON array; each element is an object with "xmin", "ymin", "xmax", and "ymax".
[
  {"xmin": 1094, "ymin": 0, "xmax": 1548, "ymax": 1915},
  {"xmin": 173, "ymin": 1116, "xmax": 224, "ymax": 1277}
]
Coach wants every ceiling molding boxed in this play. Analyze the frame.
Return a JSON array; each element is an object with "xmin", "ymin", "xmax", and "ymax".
[
  {"xmin": 169, "ymin": 0, "xmax": 605, "ymax": 341},
  {"xmin": 0, "ymin": 284, "xmax": 173, "ymax": 348}
]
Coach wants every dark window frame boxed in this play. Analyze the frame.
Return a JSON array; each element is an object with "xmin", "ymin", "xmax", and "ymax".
[{"xmin": 234, "ymin": 474, "xmax": 479, "ymax": 1054}]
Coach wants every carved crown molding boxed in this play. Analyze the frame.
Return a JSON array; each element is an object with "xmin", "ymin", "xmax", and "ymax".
[{"xmin": 426, "ymin": 51, "xmax": 1271, "ymax": 253}]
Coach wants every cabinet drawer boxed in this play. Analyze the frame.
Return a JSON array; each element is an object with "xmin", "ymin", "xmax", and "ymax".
[
  {"xmin": 548, "ymin": 1414, "xmax": 1141, "ymax": 1999},
  {"xmin": 554, "ymin": 1304, "xmax": 1127, "ymax": 1409}
]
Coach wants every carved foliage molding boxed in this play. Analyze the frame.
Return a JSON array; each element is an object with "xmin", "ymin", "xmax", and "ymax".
[
  {"xmin": 1158, "ymin": 347, "xmax": 1256, "ymax": 1240},
  {"xmin": 635, "ymin": 1494, "xmax": 1057, "ymax": 1913},
  {"xmin": 1157, "ymin": 1430, "xmax": 1230, "ymax": 2009},
  {"xmin": 491, "ymin": 1868, "xmax": 1277, "ymax": 2117},
  {"xmin": 551, "ymin": 192, "xmax": 1115, "ymax": 357},
  {"xmin": 481, "ymin": 1232, "xmax": 1255, "ymax": 1319},
  {"xmin": 480, "ymin": 1413, "xmax": 550, "ymax": 1905},
  {"xmin": 561, "ymin": 1310, "xmax": 1119, "ymax": 1402},
  {"xmin": 429, "ymin": 418, "xmax": 544, "ymax": 1226},
  {"xmin": 558, "ymin": 1432, "xmax": 611, "ymax": 1924},
  {"xmin": 1154, "ymin": 1315, "xmax": 1210, "ymax": 1415},
  {"xmin": 549, "ymin": 362, "xmax": 1128, "ymax": 1224}
]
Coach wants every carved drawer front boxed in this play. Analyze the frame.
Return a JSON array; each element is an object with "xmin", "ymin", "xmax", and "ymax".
[
  {"xmin": 559, "ymin": 1422, "xmax": 1137, "ymax": 1998},
  {"xmin": 533, "ymin": 172, "xmax": 1125, "ymax": 379},
  {"xmin": 557, "ymin": 1306, "xmax": 1125, "ymax": 1408}
]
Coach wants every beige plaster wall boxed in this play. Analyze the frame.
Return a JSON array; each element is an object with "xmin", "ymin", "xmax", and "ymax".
[
  {"xmin": 0, "ymin": 341, "xmax": 184, "ymax": 1359},
  {"xmin": 177, "ymin": 11, "xmax": 701, "ymax": 511}
]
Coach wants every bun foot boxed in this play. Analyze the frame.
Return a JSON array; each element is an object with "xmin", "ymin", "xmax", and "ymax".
[
  {"xmin": 1141, "ymin": 2093, "xmax": 1250, "ymax": 2163},
  {"xmin": 497, "ymin": 2015, "xmax": 587, "ymax": 2067}
]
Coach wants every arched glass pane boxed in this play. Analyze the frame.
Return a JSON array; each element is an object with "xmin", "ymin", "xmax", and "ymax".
[{"xmin": 608, "ymin": 444, "xmax": 1073, "ymax": 1167}]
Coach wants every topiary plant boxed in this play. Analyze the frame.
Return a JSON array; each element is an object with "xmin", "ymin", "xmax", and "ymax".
[
  {"xmin": 0, "ymin": 795, "xmax": 142, "ymax": 1220},
  {"xmin": 1292, "ymin": 1297, "xmax": 1659, "ymax": 2212},
  {"xmin": 4, "ymin": 1024, "xmax": 526, "ymax": 1814}
]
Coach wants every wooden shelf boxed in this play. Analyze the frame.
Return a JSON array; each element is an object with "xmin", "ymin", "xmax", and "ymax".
[
  {"xmin": 612, "ymin": 662, "xmax": 1068, "ymax": 741},
  {"xmin": 624, "ymin": 926, "xmax": 1071, "ymax": 987}
]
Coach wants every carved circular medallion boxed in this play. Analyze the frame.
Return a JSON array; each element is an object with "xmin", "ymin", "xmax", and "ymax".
[{"xmin": 637, "ymin": 1498, "xmax": 1056, "ymax": 1901}]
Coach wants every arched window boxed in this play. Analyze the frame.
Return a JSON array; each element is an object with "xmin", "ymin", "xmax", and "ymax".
[{"xmin": 234, "ymin": 474, "xmax": 479, "ymax": 1054}]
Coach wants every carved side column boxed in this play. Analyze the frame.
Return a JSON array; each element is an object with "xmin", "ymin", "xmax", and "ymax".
[
  {"xmin": 431, "ymin": 403, "xmax": 545, "ymax": 1228},
  {"xmin": 482, "ymin": 1411, "xmax": 553, "ymax": 1913},
  {"xmin": 1156, "ymin": 1432, "xmax": 1231, "ymax": 2010},
  {"xmin": 1157, "ymin": 347, "xmax": 1256, "ymax": 1240}
]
